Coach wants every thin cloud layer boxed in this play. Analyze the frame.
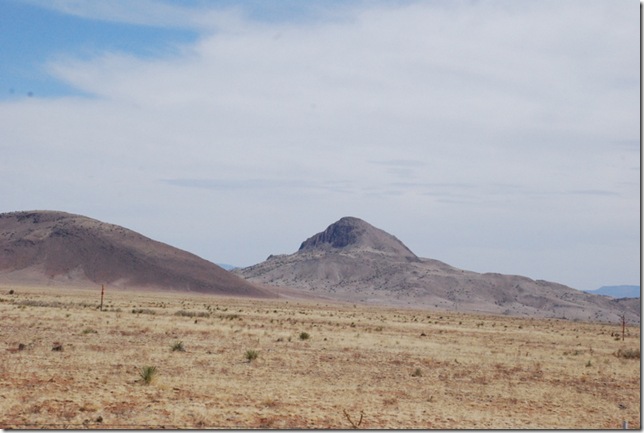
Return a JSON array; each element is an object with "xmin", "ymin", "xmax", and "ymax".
[{"xmin": 0, "ymin": 0, "xmax": 638, "ymax": 291}]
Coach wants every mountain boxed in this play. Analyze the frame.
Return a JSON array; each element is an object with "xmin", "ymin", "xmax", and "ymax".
[
  {"xmin": 298, "ymin": 216, "xmax": 418, "ymax": 259},
  {"xmin": 236, "ymin": 217, "xmax": 640, "ymax": 323},
  {"xmin": 585, "ymin": 285, "xmax": 640, "ymax": 299},
  {"xmin": 0, "ymin": 210, "xmax": 274, "ymax": 297}
]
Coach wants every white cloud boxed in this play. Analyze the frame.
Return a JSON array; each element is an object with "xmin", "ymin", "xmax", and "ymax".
[{"xmin": 0, "ymin": 0, "xmax": 638, "ymax": 290}]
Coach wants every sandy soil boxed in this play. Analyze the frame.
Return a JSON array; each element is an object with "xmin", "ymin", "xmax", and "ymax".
[{"xmin": 0, "ymin": 285, "xmax": 640, "ymax": 429}]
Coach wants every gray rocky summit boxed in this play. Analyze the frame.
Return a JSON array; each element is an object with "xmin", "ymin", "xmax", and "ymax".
[{"xmin": 299, "ymin": 216, "xmax": 417, "ymax": 259}]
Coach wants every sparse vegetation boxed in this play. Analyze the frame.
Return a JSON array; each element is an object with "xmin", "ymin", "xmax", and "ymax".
[
  {"xmin": 16, "ymin": 299, "xmax": 66, "ymax": 308},
  {"xmin": 245, "ymin": 349, "xmax": 259, "ymax": 362},
  {"xmin": 139, "ymin": 366, "xmax": 158, "ymax": 385},
  {"xmin": 299, "ymin": 332, "xmax": 310, "ymax": 340},
  {"xmin": 0, "ymin": 286, "xmax": 640, "ymax": 429},
  {"xmin": 51, "ymin": 342, "xmax": 63, "ymax": 352},
  {"xmin": 171, "ymin": 341, "xmax": 185, "ymax": 352},
  {"xmin": 175, "ymin": 310, "xmax": 209, "ymax": 318},
  {"xmin": 615, "ymin": 348, "xmax": 640, "ymax": 359},
  {"xmin": 132, "ymin": 308, "xmax": 155, "ymax": 315}
]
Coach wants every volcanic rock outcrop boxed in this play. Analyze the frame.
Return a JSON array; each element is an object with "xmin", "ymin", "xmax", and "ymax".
[
  {"xmin": 237, "ymin": 217, "xmax": 639, "ymax": 323},
  {"xmin": 0, "ymin": 210, "xmax": 273, "ymax": 297}
]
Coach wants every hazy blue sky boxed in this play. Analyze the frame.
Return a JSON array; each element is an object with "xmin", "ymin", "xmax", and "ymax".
[{"xmin": 1, "ymin": 0, "xmax": 639, "ymax": 292}]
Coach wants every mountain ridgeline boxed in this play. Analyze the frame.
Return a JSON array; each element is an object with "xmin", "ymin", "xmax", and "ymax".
[
  {"xmin": 0, "ymin": 210, "xmax": 637, "ymax": 323},
  {"xmin": 237, "ymin": 217, "xmax": 640, "ymax": 323}
]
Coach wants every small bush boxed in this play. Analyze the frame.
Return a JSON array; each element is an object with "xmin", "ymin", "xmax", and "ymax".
[
  {"xmin": 82, "ymin": 328, "xmax": 97, "ymax": 335},
  {"xmin": 139, "ymin": 366, "xmax": 158, "ymax": 385},
  {"xmin": 132, "ymin": 308, "xmax": 155, "ymax": 315},
  {"xmin": 245, "ymin": 350, "xmax": 259, "ymax": 362},
  {"xmin": 412, "ymin": 368, "xmax": 423, "ymax": 377},
  {"xmin": 171, "ymin": 341, "xmax": 185, "ymax": 352},
  {"xmin": 615, "ymin": 348, "xmax": 640, "ymax": 359},
  {"xmin": 18, "ymin": 300, "xmax": 65, "ymax": 308},
  {"xmin": 175, "ymin": 310, "xmax": 209, "ymax": 318},
  {"xmin": 299, "ymin": 332, "xmax": 310, "ymax": 340}
]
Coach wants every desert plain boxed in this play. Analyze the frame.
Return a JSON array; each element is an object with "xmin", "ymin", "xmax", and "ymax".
[{"xmin": 0, "ymin": 285, "xmax": 640, "ymax": 429}]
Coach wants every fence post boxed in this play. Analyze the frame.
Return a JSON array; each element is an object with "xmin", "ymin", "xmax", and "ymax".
[
  {"xmin": 100, "ymin": 284, "xmax": 104, "ymax": 311},
  {"xmin": 621, "ymin": 314, "xmax": 626, "ymax": 341}
]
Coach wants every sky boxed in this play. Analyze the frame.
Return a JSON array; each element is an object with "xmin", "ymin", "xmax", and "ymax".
[{"xmin": 0, "ymin": 0, "xmax": 640, "ymax": 292}]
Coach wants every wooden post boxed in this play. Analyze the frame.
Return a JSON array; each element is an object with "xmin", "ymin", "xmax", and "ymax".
[
  {"xmin": 621, "ymin": 314, "xmax": 626, "ymax": 342},
  {"xmin": 100, "ymin": 284, "xmax": 104, "ymax": 311}
]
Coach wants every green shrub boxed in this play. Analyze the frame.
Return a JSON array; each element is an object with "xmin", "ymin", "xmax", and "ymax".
[
  {"xmin": 245, "ymin": 350, "xmax": 259, "ymax": 362},
  {"xmin": 411, "ymin": 368, "xmax": 423, "ymax": 377},
  {"xmin": 299, "ymin": 332, "xmax": 310, "ymax": 340},
  {"xmin": 171, "ymin": 341, "xmax": 185, "ymax": 352},
  {"xmin": 139, "ymin": 366, "xmax": 157, "ymax": 385}
]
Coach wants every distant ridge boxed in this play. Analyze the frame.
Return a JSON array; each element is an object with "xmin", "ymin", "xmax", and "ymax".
[
  {"xmin": 585, "ymin": 285, "xmax": 640, "ymax": 299},
  {"xmin": 237, "ymin": 217, "xmax": 640, "ymax": 323},
  {"xmin": 0, "ymin": 210, "xmax": 273, "ymax": 297}
]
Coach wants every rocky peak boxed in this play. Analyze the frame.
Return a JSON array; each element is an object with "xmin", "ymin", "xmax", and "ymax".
[{"xmin": 298, "ymin": 217, "xmax": 417, "ymax": 259}]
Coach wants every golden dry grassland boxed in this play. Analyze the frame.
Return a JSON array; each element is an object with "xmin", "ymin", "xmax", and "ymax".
[{"xmin": 0, "ymin": 285, "xmax": 640, "ymax": 429}]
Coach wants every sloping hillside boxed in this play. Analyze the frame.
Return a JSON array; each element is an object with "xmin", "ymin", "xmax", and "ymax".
[
  {"xmin": 0, "ymin": 210, "xmax": 274, "ymax": 297},
  {"xmin": 237, "ymin": 217, "xmax": 639, "ymax": 323}
]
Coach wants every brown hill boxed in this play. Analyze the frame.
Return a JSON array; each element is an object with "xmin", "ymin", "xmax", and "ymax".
[
  {"xmin": 0, "ymin": 210, "xmax": 274, "ymax": 297},
  {"xmin": 237, "ymin": 217, "xmax": 640, "ymax": 323}
]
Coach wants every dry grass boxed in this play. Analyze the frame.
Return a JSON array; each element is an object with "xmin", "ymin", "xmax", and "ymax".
[{"xmin": 0, "ymin": 285, "xmax": 640, "ymax": 429}]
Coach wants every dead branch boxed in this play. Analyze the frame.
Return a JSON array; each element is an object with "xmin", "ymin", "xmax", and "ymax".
[{"xmin": 343, "ymin": 409, "xmax": 364, "ymax": 429}]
